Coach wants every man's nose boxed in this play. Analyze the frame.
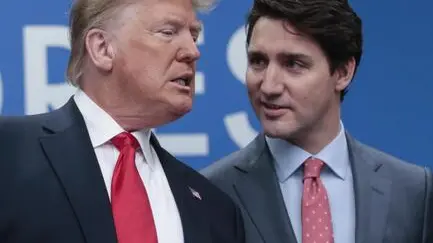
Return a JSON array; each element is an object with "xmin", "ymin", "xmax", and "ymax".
[
  {"xmin": 177, "ymin": 36, "xmax": 201, "ymax": 63},
  {"xmin": 260, "ymin": 63, "xmax": 283, "ymax": 96}
]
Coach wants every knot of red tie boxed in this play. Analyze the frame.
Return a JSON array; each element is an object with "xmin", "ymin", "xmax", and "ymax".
[
  {"xmin": 111, "ymin": 132, "xmax": 140, "ymax": 151},
  {"xmin": 303, "ymin": 157, "xmax": 324, "ymax": 180}
]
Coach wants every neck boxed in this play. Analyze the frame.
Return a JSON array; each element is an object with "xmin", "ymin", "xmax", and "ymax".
[
  {"xmin": 79, "ymin": 76, "xmax": 157, "ymax": 132},
  {"xmin": 290, "ymin": 106, "xmax": 342, "ymax": 154}
]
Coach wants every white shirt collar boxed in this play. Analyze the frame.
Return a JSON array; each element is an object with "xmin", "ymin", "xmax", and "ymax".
[
  {"xmin": 266, "ymin": 121, "xmax": 350, "ymax": 182},
  {"xmin": 73, "ymin": 89, "xmax": 155, "ymax": 169}
]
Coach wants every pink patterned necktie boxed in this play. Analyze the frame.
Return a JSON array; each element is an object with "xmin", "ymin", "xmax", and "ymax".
[{"xmin": 302, "ymin": 157, "xmax": 334, "ymax": 243}]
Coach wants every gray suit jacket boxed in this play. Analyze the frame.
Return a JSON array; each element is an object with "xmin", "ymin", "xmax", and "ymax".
[{"xmin": 201, "ymin": 133, "xmax": 433, "ymax": 243}]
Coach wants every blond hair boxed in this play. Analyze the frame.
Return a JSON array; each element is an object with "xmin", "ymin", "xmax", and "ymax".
[{"xmin": 66, "ymin": 0, "xmax": 215, "ymax": 86}]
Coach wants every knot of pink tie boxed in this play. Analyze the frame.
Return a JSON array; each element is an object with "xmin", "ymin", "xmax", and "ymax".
[{"xmin": 303, "ymin": 157, "xmax": 324, "ymax": 180}]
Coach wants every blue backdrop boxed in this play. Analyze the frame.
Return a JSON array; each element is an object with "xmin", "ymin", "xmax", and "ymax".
[{"xmin": 0, "ymin": 0, "xmax": 432, "ymax": 169}]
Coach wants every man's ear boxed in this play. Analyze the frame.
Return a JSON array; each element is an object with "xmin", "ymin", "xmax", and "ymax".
[
  {"xmin": 84, "ymin": 28, "xmax": 115, "ymax": 71},
  {"xmin": 335, "ymin": 57, "xmax": 356, "ymax": 93}
]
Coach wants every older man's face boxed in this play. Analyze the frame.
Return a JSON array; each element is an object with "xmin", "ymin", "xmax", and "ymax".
[{"xmin": 111, "ymin": 0, "xmax": 201, "ymax": 126}]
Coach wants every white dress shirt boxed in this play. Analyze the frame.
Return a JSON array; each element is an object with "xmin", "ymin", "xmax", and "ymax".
[
  {"xmin": 73, "ymin": 89, "xmax": 183, "ymax": 243},
  {"xmin": 266, "ymin": 122, "xmax": 356, "ymax": 243}
]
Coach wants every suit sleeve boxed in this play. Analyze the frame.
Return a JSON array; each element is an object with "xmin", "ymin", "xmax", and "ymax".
[{"xmin": 422, "ymin": 167, "xmax": 433, "ymax": 243}]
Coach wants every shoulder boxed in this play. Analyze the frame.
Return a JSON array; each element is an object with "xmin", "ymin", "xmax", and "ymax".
[
  {"xmin": 0, "ymin": 112, "xmax": 53, "ymax": 139},
  {"xmin": 200, "ymin": 149, "xmax": 243, "ymax": 180},
  {"xmin": 200, "ymin": 135, "xmax": 268, "ymax": 198},
  {"xmin": 349, "ymin": 135, "xmax": 428, "ymax": 179},
  {"xmin": 0, "ymin": 114, "xmax": 42, "ymax": 129},
  {"xmin": 201, "ymin": 134, "xmax": 266, "ymax": 180},
  {"xmin": 0, "ymin": 98, "xmax": 76, "ymax": 137}
]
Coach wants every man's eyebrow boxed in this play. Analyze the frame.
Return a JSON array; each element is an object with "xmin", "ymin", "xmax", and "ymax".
[
  {"xmin": 247, "ymin": 48, "xmax": 264, "ymax": 55},
  {"xmin": 154, "ymin": 16, "xmax": 202, "ymax": 34},
  {"xmin": 248, "ymin": 46, "xmax": 311, "ymax": 57},
  {"xmin": 277, "ymin": 52, "xmax": 313, "ymax": 61},
  {"xmin": 190, "ymin": 21, "xmax": 202, "ymax": 33}
]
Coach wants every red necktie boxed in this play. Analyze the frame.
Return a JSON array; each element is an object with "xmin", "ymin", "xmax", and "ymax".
[
  {"xmin": 111, "ymin": 132, "xmax": 158, "ymax": 243},
  {"xmin": 302, "ymin": 157, "xmax": 334, "ymax": 243}
]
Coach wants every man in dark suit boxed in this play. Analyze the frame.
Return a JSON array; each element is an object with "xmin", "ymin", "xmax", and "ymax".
[
  {"xmin": 202, "ymin": 0, "xmax": 433, "ymax": 242},
  {"xmin": 0, "ymin": 0, "xmax": 244, "ymax": 242}
]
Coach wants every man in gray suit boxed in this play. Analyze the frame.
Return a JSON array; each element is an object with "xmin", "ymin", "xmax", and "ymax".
[{"xmin": 202, "ymin": 0, "xmax": 433, "ymax": 242}]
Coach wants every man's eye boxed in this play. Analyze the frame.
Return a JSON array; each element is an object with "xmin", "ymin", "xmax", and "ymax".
[
  {"xmin": 250, "ymin": 58, "xmax": 263, "ymax": 65},
  {"xmin": 286, "ymin": 60, "xmax": 300, "ymax": 68},
  {"xmin": 161, "ymin": 29, "xmax": 175, "ymax": 36},
  {"xmin": 248, "ymin": 56, "xmax": 267, "ymax": 69},
  {"xmin": 284, "ymin": 59, "xmax": 307, "ymax": 71},
  {"xmin": 192, "ymin": 34, "xmax": 199, "ymax": 43}
]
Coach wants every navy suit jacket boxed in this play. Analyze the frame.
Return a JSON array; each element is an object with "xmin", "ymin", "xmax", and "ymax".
[{"xmin": 0, "ymin": 98, "xmax": 245, "ymax": 243}]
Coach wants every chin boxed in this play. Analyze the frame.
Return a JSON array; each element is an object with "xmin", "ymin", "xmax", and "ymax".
[
  {"xmin": 171, "ymin": 101, "xmax": 193, "ymax": 117},
  {"xmin": 150, "ymin": 112, "xmax": 187, "ymax": 128},
  {"xmin": 261, "ymin": 118, "xmax": 297, "ymax": 140},
  {"xmin": 263, "ymin": 126, "xmax": 283, "ymax": 139}
]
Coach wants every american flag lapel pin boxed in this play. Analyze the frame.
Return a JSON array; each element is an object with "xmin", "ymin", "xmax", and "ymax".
[{"xmin": 189, "ymin": 187, "xmax": 202, "ymax": 200}]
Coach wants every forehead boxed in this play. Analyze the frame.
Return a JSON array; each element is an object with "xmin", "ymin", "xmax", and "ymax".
[
  {"xmin": 248, "ymin": 17, "xmax": 324, "ymax": 58},
  {"xmin": 122, "ymin": 0, "xmax": 200, "ymax": 26}
]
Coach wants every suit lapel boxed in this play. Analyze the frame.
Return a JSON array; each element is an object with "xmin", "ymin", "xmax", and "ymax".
[
  {"xmin": 150, "ymin": 135, "xmax": 211, "ymax": 243},
  {"xmin": 39, "ymin": 99, "xmax": 117, "ymax": 243},
  {"xmin": 347, "ymin": 134, "xmax": 391, "ymax": 243},
  {"xmin": 233, "ymin": 135, "xmax": 296, "ymax": 243}
]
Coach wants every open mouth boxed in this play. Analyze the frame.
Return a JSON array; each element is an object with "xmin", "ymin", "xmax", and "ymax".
[
  {"xmin": 262, "ymin": 101, "xmax": 285, "ymax": 110},
  {"xmin": 263, "ymin": 102, "xmax": 283, "ymax": 109},
  {"xmin": 171, "ymin": 74, "xmax": 193, "ymax": 87},
  {"xmin": 260, "ymin": 100, "xmax": 290, "ymax": 118}
]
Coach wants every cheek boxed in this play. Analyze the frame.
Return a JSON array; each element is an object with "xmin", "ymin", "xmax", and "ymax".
[
  {"xmin": 114, "ymin": 44, "xmax": 148, "ymax": 80},
  {"xmin": 112, "ymin": 56, "xmax": 162, "ymax": 103},
  {"xmin": 295, "ymin": 77, "xmax": 334, "ymax": 116},
  {"xmin": 117, "ymin": 56, "xmax": 149, "ymax": 84},
  {"xmin": 287, "ymin": 75, "xmax": 323, "ymax": 110},
  {"xmin": 118, "ymin": 37, "xmax": 163, "ymax": 72},
  {"xmin": 115, "ymin": 45, "xmax": 166, "ymax": 84},
  {"xmin": 295, "ymin": 72, "xmax": 326, "ymax": 97},
  {"xmin": 246, "ymin": 70, "xmax": 261, "ymax": 95}
]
